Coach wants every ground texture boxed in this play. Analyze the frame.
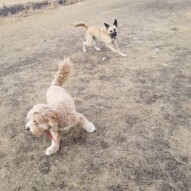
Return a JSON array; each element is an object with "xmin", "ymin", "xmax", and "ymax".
[{"xmin": 0, "ymin": 0, "xmax": 191, "ymax": 190}]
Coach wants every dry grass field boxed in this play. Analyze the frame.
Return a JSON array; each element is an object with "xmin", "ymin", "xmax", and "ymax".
[
  {"xmin": 0, "ymin": 0, "xmax": 43, "ymax": 6},
  {"xmin": 0, "ymin": 0, "xmax": 80, "ymax": 7},
  {"xmin": 0, "ymin": 0, "xmax": 80, "ymax": 16},
  {"xmin": 0, "ymin": 0, "xmax": 191, "ymax": 190}
]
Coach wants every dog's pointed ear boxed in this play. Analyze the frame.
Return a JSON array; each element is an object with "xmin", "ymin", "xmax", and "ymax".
[
  {"xmin": 104, "ymin": 23, "xmax": 110, "ymax": 29},
  {"xmin": 113, "ymin": 19, "xmax": 118, "ymax": 27}
]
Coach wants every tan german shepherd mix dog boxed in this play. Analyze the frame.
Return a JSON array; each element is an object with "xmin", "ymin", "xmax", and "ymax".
[{"xmin": 73, "ymin": 19, "xmax": 127, "ymax": 57}]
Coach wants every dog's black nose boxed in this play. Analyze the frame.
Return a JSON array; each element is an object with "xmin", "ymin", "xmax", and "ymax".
[
  {"xmin": 110, "ymin": 32, "xmax": 117, "ymax": 38},
  {"xmin": 113, "ymin": 32, "xmax": 117, "ymax": 36},
  {"xmin": 26, "ymin": 127, "xmax": 30, "ymax": 131}
]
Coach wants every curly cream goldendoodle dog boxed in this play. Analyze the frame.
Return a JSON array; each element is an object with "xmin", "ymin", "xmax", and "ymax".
[{"xmin": 25, "ymin": 58, "xmax": 95, "ymax": 155}]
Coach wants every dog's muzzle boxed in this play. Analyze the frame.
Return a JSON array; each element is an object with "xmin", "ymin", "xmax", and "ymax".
[
  {"xmin": 25, "ymin": 121, "xmax": 32, "ymax": 131},
  {"xmin": 26, "ymin": 126, "xmax": 30, "ymax": 131},
  {"xmin": 110, "ymin": 32, "xmax": 117, "ymax": 39}
]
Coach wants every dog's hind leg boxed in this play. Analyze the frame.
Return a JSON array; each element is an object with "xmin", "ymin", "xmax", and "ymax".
[
  {"xmin": 93, "ymin": 38, "xmax": 101, "ymax": 51},
  {"xmin": 93, "ymin": 42, "xmax": 101, "ymax": 51},
  {"xmin": 113, "ymin": 40, "xmax": 120, "ymax": 50},
  {"xmin": 83, "ymin": 35, "xmax": 94, "ymax": 53},
  {"xmin": 77, "ymin": 113, "xmax": 96, "ymax": 132},
  {"xmin": 83, "ymin": 41, "xmax": 87, "ymax": 52}
]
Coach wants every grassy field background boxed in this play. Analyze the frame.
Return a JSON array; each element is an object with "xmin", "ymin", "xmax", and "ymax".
[{"xmin": 0, "ymin": 0, "xmax": 191, "ymax": 190}]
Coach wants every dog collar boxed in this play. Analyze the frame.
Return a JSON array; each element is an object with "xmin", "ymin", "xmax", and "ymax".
[{"xmin": 46, "ymin": 130, "xmax": 59, "ymax": 145}]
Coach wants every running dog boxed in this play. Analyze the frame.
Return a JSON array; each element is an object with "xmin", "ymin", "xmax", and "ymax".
[{"xmin": 73, "ymin": 19, "xmax": 127, "ymax": 57}]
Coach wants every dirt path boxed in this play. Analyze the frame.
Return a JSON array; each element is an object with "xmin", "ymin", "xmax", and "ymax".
[{"xmin": 0, "ymin": 0, "xmax": 191, "ymax": 190}]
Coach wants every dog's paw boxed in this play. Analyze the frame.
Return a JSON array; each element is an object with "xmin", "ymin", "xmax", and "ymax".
[
  {"xmin": 45, "ymin": 146, "xmax": 59, "ymax": 156},
  {"xmin": 121, "ymin": 53, "xmax": 127, "ymax": 57},
  {"xmin": 85, "ymin": 122, "xmax": 96, "ymax": 133},
  {"xmin": 95, "ymin": 47, "xmax": 101, "ymax": 51}
]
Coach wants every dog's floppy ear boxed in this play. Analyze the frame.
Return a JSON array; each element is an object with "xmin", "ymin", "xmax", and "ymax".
[
  {"xmin": 104, "ymin": 23, "xmax": 110, "ymax": 29},
  {"xmin": 36, "ymin": 106, "xmax": 60, "ymax": 132},
  {"xmin": 113, "ymin": 19, "xmax": 118, "ymax": 27},
  {"xmin": 46, "ymin": 109, "xmax": 60, "ymax": 132}
]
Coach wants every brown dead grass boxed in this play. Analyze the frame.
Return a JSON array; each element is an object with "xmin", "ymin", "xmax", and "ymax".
[
  {"xmin": 0, "ymin": 0, "xmax": 45, "ymax": 8},
  {"xmin": 0, "ymin": 0, "xmax": 81, "ymax": 7},
  {"xmin": 0, "ymin": 0, "xmax": 191, "ymax": 190}
]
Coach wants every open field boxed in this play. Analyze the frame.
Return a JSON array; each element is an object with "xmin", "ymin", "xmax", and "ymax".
[
  {"xmin": 0, "ymin": 0, "xmax": 44, "ymax": 6},
  {"xmin": 0, "ymin": 0, "xmax": 79, "ymax": 7},
  {"xmin": 0, "ymin": 0, "xmax": 191, "ymax": 190},
  {"xmin": 0, "ymin": 0, "xmax": 81, "ymax": 16},
  {"xmin": 0, "ymin": 0, "xmax": 47, "ymax": 9}
]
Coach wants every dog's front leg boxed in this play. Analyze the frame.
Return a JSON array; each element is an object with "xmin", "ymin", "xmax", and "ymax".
[
  {"xmin": 45, "ymin": 130, "xmax": 61, "ymax": 156},
  {"xmin": 113, "ymin": 40, "xmax": 120, "ymax": 50},
  {"xmin": 106, "ymin": 44, "xmax": 127, "ymax": 57}
]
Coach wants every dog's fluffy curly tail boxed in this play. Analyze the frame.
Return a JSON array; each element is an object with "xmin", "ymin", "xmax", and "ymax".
[
  {"xmin": 72, "ymin": 22, "xmax": 88, "ymax": 30},
  {"xmin": 52, "ymin": 58, "xmax": 73, "ymax": 86}
]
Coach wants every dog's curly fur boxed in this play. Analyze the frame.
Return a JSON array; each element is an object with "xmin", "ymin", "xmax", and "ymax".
[{"xmin": 26, "ymin": 58, "xmax": 95, "ymax": 155}]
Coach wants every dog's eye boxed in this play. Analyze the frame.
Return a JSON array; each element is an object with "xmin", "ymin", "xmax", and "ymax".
[
  {"xmin": 114, "ymin": 29, "xmax": 116, "ymax": 32},
  {"xmin": 33, "ymin": 120, "xmax": 38, "ymax": 124},
  {"xmin": 110, "ymin": 30, "xmax": 112, "ymax": 32}
]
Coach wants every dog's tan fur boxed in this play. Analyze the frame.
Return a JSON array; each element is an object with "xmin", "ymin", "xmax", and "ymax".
[
  {"xmin": 73, "ymin": 20, "xmax": 127, "ymax": 57},
  {"xmin": 26, "ymin": 58, "xmax": 95, "ymax": 155}
]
